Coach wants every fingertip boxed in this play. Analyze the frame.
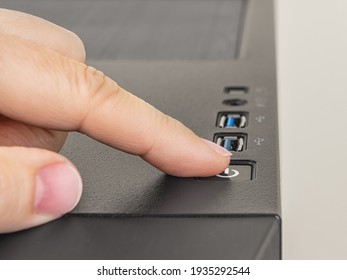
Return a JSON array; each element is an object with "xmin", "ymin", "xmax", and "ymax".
[
  {"xmin": 184, "ymin": 139, "xmax": 231, "ymax": 177},
  {"xmin": 142, "ymin": 134, "xmax": 231, "ymax": 178},
  {"xmin": 0, "ymin": 8, "xmax": 86, "ymax": 62},
  {"xmin": 201, "ymin": 138, "xmax": 233, "ymax": 157},
  {"xmin": 197, "ymin": 138, "xmax": 232, "ymax": 176}
]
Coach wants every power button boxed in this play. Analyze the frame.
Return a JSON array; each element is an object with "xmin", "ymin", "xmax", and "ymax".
[
  {"xmin": 199, "ymin": 161, "xmax": 255, "ymax": 181},
  {"xmin": 217, "ymin": 164, "xmax": 253, "ymax": 181}
]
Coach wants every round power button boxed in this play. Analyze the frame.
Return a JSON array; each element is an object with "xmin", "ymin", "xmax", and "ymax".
[{"xmin": 217, "ymin": 167, "xmax": 240, "ymax": 178}]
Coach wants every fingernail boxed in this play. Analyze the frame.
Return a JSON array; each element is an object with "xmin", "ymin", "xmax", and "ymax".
[
  {"xmin": 201, "ymin": 139, "xmax": 232, "ymax": 157},
  {"xmin": 35, "ymin": 163, "xmax": 82, "ymax": 215}
]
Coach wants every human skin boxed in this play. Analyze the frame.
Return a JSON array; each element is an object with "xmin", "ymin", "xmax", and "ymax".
[{"xmin": 0, "ymin": 9, "xmax": 230, "ymax": 233}]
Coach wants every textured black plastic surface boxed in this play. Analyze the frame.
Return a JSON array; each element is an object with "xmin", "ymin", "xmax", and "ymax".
[
  {"xmin": 1, "ymin": 0, "xmax": 244, "ymax": 60},
  {"xmin": 0, "ymin": 0, "xmax": 280, "ymax": 259},
  {"xmin": 0, "ymin": 216, "xmax": 280, "ymax": 260}
]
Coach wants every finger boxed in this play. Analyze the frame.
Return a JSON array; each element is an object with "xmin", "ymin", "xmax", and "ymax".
[
  {"xmin": 0, "ymin": 146, "xmax": 82, "ymax": 233},
  {"xmin": 0, "ymin": 8, "xmax": 86, "ymax": 151},
  {"xmin": 0, "ymin": 8, "xmax": 86, "ymax": 62},
  {"xmin": 0, "ymin": 34, "xmax": 230, "ymax": 177},
  {"xmin": 0, "ymin": 115, "xmax": 66, "ymax": 152}
]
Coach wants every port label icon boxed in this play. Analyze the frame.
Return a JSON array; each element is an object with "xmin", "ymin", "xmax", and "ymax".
[
  {"xmin": 255, "ymin": 116, "xmax": 265, "ymax": 123},
  {"xmin": 254, "ymin": 138, "xmax": 264, "ymax": 146}
]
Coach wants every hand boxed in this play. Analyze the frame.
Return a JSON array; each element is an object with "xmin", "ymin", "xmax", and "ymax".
[{"xmin": 0, "ymin": 9, "xmax": 230, "ymax": 233}]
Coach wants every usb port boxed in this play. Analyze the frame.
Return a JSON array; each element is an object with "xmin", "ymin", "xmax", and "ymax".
[
  {"xmin": 223, "ymin": 86, "xmax": 248, "ymax": 94},
  {"xmin": 214, "ymin": 134, "xmax": 247, "ymax": 152},
  {"xmin": 217, "ymin": 112, "xmax": 248, "ymax": 128}
]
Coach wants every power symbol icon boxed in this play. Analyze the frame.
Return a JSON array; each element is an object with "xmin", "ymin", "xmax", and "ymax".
[
  {"xmin": 217, "ymin": 167, "xmax": 240, "ymax": 178},
  {"xmin": 200, "ymin": 162, "xmax": 254, "ymax": 181}
]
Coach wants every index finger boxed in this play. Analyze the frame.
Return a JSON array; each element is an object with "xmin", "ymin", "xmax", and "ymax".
[{"xmin": 0, "ymin": 34, "xmax": 230, "ymax": 177}]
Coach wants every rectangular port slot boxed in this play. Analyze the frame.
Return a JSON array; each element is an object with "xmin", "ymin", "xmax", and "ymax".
[
  {"xmin": 223, "ymin": 86, "xmax": 248, "ymax": 94},
  {"xmin": 214, "ymin": 133, "xmax": 247, "ymax": 152},
  {"xmin": 217, "ymin": 112, "xmax": 248, "ymax": 128}
]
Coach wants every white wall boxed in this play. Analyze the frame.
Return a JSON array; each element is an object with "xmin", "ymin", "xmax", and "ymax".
[{"xmin": 276, "ymin": 0, "xmax": 347, "ymax": 259}]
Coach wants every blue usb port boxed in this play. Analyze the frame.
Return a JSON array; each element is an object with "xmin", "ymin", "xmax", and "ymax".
[
  {"xmin": 214, "ymin": 134, "xmax": 247, "ymax": 152},
  {"xmin": 217, "ymin": 112, "xmax": 247, "ymax": 128}
]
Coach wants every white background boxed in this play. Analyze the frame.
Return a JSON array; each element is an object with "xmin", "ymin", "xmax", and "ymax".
[
  {"xmin": 2, "ymin": 260, "xmax": 347, "ymax": 280},
  {"xmin": 276, "ymin": 0, "xmax": 347, "ymax": 259}
]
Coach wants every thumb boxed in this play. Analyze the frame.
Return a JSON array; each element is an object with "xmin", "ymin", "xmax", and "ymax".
[{"xmin": 0, "ymin": 147, "xmax": 82, "ymax": 233}]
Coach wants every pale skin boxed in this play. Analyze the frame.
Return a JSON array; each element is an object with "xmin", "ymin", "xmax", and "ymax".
[{"xmin": 0, "ymin": 9, "xmax": 231, "ymax": 233}]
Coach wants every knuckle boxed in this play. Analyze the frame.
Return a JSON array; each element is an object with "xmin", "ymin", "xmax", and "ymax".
[
  {"xmin": 70, "ymin": 64, "xmax": 122, "ymax": 130},
  {"xmin": 82, "ymin": 66, "xmax": 108, "ymax": 97},
  {"xmin": 76, "ymin": 65, "xmax": 109, "ymax": 102}
]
